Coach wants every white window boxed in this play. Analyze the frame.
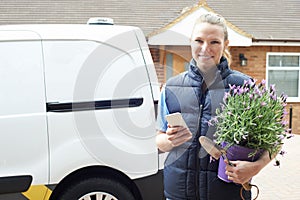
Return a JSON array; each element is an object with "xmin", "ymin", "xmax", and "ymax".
[{"xmin": 267, "ymin": 52, "xmax": 300, "ymax": 102}]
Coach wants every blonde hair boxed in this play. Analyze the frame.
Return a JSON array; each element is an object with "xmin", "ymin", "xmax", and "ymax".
[{"xmin": 192, "ymin": 12, "xmax": 232, "ymax": 66}]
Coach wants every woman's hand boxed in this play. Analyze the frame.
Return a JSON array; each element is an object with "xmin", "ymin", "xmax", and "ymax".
[
  {"xmin": 166, "ymin": 125, "xmax": 192, "ymax": 147},
  {"xmin": 225, "ymin": 160, "xmax": 260, "ymax": 184},
  {"xmin": 225, "ymin": 150, "xmax": 273, "ymax": 184},
  {"xmin": 156, "ymin": 126, "xmax": 192, "ymax": 152}
]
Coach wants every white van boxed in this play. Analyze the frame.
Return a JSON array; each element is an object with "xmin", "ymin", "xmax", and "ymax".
[{"xmin": 0, "ymin": 20, "xmax": 163, "ymax": 200}]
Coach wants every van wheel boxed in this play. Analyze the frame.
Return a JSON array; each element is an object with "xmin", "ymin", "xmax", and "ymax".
[{"xmin": 57, "ymin": 177, "xmax": 136, "ymax": 200}]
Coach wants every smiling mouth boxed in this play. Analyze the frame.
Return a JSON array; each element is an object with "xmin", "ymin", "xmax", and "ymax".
[{"xmin": 199, "ymin": 55, "xmax": 213, "ymax": 59}]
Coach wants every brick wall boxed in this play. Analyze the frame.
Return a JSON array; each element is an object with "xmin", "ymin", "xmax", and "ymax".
[
  {"xmin": 149, "ymin": 46, "xmax": 164, "ymax": 85},
  {"xmin": 230, "ymin": 46, "xmax": 268, "ymax": 80},
  {"xmin": 150, "ymin": 45, "xmax": 300, "ymax": 134}
]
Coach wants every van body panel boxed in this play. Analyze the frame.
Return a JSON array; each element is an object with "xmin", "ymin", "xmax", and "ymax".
[
  {"xmin": 0, "ymin": 30, "xmax": 41, "ymax": 41},
  {"xmin": 0, "ymin": 31, "xmax": 48, "ymax": 187}
]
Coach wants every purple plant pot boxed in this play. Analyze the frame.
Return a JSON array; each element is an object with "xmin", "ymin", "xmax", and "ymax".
[{"xmin": 218, "ymin": 142, "xmax": 263, "ymax": 183}]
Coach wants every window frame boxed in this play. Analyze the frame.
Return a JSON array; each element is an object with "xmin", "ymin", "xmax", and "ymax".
[{"xmin": 266, "ymin": 52, "xmax": 300, "ymax": 102}]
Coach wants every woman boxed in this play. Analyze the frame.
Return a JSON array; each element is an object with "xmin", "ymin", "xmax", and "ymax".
[{"xmin": 156, "ymin": 12, "xmax": 272, "ymax": 200}]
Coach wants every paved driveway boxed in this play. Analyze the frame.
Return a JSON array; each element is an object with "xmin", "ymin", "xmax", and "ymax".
[{"xmin": 251, "ymin": 134, "xmax": 300, "ymax": 199}]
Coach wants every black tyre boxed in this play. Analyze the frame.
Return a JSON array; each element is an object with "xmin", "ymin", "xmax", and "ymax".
[{"xmin": 57, "ymin": 177, "xmax": 136, "ymax": 200}]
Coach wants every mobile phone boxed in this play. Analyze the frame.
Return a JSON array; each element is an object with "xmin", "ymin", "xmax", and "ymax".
[{"xmin": 166, "ymin": 112, "xmax": 187, "ymax": 128}]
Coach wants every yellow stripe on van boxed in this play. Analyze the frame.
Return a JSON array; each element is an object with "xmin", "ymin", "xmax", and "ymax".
[{"xmin": 22, "ymin": 185, "xmax": 52, "ymax": 200}]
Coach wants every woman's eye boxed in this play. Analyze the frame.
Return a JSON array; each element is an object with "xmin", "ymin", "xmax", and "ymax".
[
  {"xmin": 195, "ymin": 39, "xmax": 203, "ymax": 43},
  {"xmin": 211, "ymin": 41, "xmax": 220, "ymax": 44}
]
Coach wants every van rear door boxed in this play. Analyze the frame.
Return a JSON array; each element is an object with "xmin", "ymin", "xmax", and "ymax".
[{"xmin": 0, "ymin": 31, "xmax": 48, "ymax": 199}]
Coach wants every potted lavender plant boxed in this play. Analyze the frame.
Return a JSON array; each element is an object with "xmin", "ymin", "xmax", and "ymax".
[{"xmin": 209, "ymin": 79, "xmax": 291, "ymax": 182}]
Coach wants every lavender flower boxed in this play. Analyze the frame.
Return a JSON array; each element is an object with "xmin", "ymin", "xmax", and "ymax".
[
  {"xmin": 261, "ymin": 102, "xmax": 267, "ymax": 106},
  {"xmin": 223, "ymin": 92, "xmax": 231, "ymax": 102},
  {"xmin": 229, "ymin": 84, "xmax": 236, "ymax": 90},
  {"xmin": 270, "ymin": 94, "xmax": 277, "ymax": 101},
  {"xmin": 270, "ymin": 84, "xmax": 276, "ymax": 94},
  {"xmin": 238, "ymin": 88, "xmax": 244, "ymax": 95}
]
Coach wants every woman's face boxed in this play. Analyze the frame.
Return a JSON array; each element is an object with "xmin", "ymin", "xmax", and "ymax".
[{"xmin": 191, "ymin": 22, "xmax": 229, "ymax": 73}]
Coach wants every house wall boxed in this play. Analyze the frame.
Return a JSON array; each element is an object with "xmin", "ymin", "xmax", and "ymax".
[
  {"xmin": 230, "ymin": 46, "xmax": 300, "ymax": 79},
  {"xmin": 150, "ymin": 45, "xmax": 300, "ymax": 134}
]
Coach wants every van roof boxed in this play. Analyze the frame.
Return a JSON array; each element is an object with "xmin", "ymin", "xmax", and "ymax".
[{"xmin": 0, "ymin": 24, "xmax": 139, "ymax": 41}]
